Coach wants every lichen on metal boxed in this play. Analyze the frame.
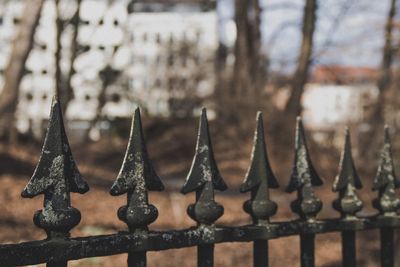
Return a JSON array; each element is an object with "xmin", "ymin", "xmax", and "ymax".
[
  {"xmin": 332, "ymin": 127, "xmax": 363, "ymax": 218},
  {"xmin": 21, "ymin": 96, "xmax": 89, "ymax": 237},
  {"xmin": 110, "ymin": 108, "xmax": 164, "ymax": 231},
  {"xmin": 181, "ymin": 108, "xmax": 226, "ymax": 225},
  {"xmin": 372, "ymin": 125, "xmax": 400, "ymax": 215},
  {"xmin": 240, "ymin": 112, "xmax": 279, "ymax": 224},
  {"xmin": 286, "ymin": 117, "xmax": 322, "ymax": 220}
]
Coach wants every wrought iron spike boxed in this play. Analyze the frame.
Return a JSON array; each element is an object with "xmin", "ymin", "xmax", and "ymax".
[
  {"xmin": 372, "ymin": 125, "xmax": 400, "ymax": 214},
  {"xmin": 21, "ymin": 96, "xmax": 89, "ymax": 237},
  {"xmin": 241, "ymin": 112, "xmax": 279, "ymax": 192},
  {"xmin": 332, "ymin": 127, "xmax": 363, "ymax": 217},
  {"xmin": 333, "ymin": 128, "xmax": 362, "ymax": 191},
  {"xmin": 181, "ymin": 108, "xmax": 227, "ymax": 194},
  {"xmin": 286, "ymin": 117, "xmax": 322, "ymax": 193},
  {"xmin": 286, "ymin": 117, "xmax": 322, "ymax": 220},
  {"xmin": 110, "ymin": 108, "xmax": 164, "ymax": 195},
  {"xmin": 241, "ymin": 112, "xmax": 279, "ymax": 224},
  {"xmin": 181, "ymin": 108, "xmax": 226, "ymax": 225},
  {"xmin": 110, "ymin": 108, "xmax": 164, "ymax": 231}
]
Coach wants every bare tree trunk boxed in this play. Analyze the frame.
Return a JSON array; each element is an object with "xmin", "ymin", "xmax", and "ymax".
[
  {"xmin": 54, "ymin": 0, "xmax": 63, "ymax": 99},
  {"xmin": 249, "ymin": 0, "xmax": 264, "ymax": 106},
  {"xmin": 214, "ymin": 42, "xmax": 228, "ymax": 109},
  {"xmin": 0, "ymin": 0, "xmax": 44, "ymax": 142},
  {"xmin": 284, "ymin": 0, "xmax": 317, "ymax": 116},
  {"xmin": 358, "ymin": 0, "xmax": 397, "ymax": 165},
  {"xmin": 232, "ymin": 0, "xmax": 251, "ymax": 100},
  {"xmin": 62, "ymin": 0, "xmax": 82, "ymax": 114},
  {"xmin": 220, "ymin": 0, "xmax": 264, "ymax": 123},
  {"xmin": 372, "ymin": 0, "xmax": 397, "ymax": 123}
]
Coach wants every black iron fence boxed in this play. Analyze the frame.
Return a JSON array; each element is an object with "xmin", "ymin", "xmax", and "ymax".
[{"xmin": 0, "ymin": 96, "xmax": 399, "ymax": 267}]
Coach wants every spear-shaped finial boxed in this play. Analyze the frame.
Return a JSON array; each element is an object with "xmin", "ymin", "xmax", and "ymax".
[
  {"xmin": 110, "ymin": 108, "xmax": 164, "ymax": 231},
  {"xmin": 21, "ymin": 96, "xmax": 89, "ymax": 237},
  {"xmin": 372, "ymin": 126, "xmax": 400, "ymax": 215},
  {"xmin": 286, "ymin": 117, "xmax": 322, "ymax": 220},
  {"xmin": 240, "ymin": 112, "xmax": 279, "ymax": 224},
  {"xmin": 332, "ymin": 128, "xmax": 363, "ymax": 218},
  {"xmin": 181, "ymin": 108, "xmax": 227, "ymax": 225}
]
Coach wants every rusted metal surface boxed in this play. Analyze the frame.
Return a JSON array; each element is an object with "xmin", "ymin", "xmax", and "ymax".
[{"xmin": 0, "ymin": 99, "xmax": 399, "ymax": 266}]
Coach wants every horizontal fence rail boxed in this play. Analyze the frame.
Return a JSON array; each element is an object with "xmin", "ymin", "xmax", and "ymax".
[
  {"xmin": 1, "ymin": 96, "xmax": 400, "ymax": 267},
  {"xmin": 1, "ymin": 217, "xmax": 400, "ymax": 266}
]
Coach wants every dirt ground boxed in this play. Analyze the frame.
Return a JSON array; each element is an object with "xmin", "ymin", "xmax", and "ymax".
[{"xmin": 0, "ymin": 118, "xmax": 396, "ymax": 266}]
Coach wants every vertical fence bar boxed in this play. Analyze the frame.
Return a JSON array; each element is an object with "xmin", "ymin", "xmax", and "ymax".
[
  {"xmin": 286, "ymin": 118, "xmax": 322, "ymax": 267},
  {"xmin": 181, "ymin": 110, "xmax": 227, "ymax": 267},
  {"xmin": 332, "ymin": 129, "xmax": 363, "ymax": 267},
  {"xmin": 240, "ymin": 113, "xmax": 279, "ymax": 267},
  {"xmin": 128, "ymin": 252, "xmax": 146, "ymax": 267},
  {"xmin": 372, "ymin": 127, "xmax": 398, "ymax": 267},
  {"xmin": 109, "ymin": 109, "xmax": 165, "ymax": 267},
  {"xmin": 300, "ymin": 233, "xmax": 315, "ymax": 267},
  {"xmin": 198, "ymin": 244, "xmax": 214, "ymax": 267},
  {"xmin": 380, "ymin": 227, "xmax": 394, "ymax": 267},
  {"xmin": 342, "ymin": 230, "xmax": 356, "ymax": 267},
  {"xmin": 254, "ymin": 240, "xmax": 268, "ymax": 267},
  {"xmin": 20, "ymin": 98, "xmax": 89, "ymax": 267}
]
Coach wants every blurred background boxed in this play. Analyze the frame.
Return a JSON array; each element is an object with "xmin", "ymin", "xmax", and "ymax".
[{"xmin": 0, "ymin": 0, "xmax": 399, "ymax": 266}]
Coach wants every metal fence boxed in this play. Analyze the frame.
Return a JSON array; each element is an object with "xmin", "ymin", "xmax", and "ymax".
[{"xmin": 0, "ymin": 96, "xmax": 399, "ymax": 267}]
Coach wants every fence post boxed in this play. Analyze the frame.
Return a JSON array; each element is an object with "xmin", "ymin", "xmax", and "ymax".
[
  {"xmin": 286, "ymin": 117, "xmax": 323, "ymax": 267},
  {"xmin": 332, "ymin": 128, "xmax": 363, "ymax": 267},
  {"xmin": 380, "ymin": 228, "xmax": 394, "ymax": 267},
  {"xmin": 300, "ymin": 233, "xmax": 316, "ymax": 267},
  {"xmin": 341, "ymin": 230, "xmax": 356, "ymax": 267},
  {"xmin": 373, "ymin": 126, "xmax": 400, "ymax": 267},
  {"xmin": 240, "ymin": 112, "xmax": 279, "ymax": 267},
  {"xmin": 20, "ymin": 97, "xmax": 89, "ymax": 267},
  {"xmin": 110, "ymin": 108, "xmax": 164, "ymax": 267},
  {"xmin": 181, "ymin": 108, "xmax": 227, "ymax": 267}
]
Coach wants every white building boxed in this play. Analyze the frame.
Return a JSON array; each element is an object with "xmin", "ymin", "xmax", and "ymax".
[
  {"xmin": 302, "ymin": 83, "xmax": 379, "ymax": 131},
  {"xmin": 0, "ymin": 0, "xmax": 218, "ymax": 135}
]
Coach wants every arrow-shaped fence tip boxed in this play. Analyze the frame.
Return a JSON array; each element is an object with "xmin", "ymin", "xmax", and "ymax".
[
  {"xmin": 181, "ymin": 108, "xmax": 227, "ymax": 194},
  {"xmin": 110, "ymin": 107, "xmax": 164, "ymax": 196},
  {"xmin": 286, "ymin": 116, "xmax": 322, "ymax": 193},
  {"xmin": 373, "ymin": 125, "xmax": 400, "ymax": 190},
  {"xmin": 110, "ymin": 107, "xmax": 163, "ymax": 230},
  {"xmin": 21, "ymin": 96, "xmax": 88, "ymax": 236},
  {"xmin": 332, "ymin": 127, "xmax": 364, "ymax": 217},
  {"xmin": 333, "ymin": 127, "xmax": 362, "ymax": 192},
  {"xmin": 285, "ymin": 117, "xmax": 323, "ymax": 219},
  {"xmin": 22, "ymin": 96, "xmax": 88, "ymax": 198},
  {"xmin": 372, "ymin": 125, "xmax": 400, "ymax": 214},
  {"xmin": 241, "ymin": 111, "xmax": 278, "ymax": 193}
]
